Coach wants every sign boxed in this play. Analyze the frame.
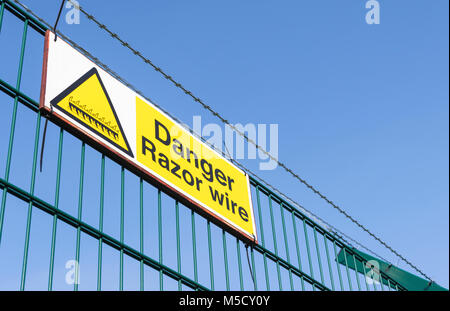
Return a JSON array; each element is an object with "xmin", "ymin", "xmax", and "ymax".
[{"xmin": 39, "ymin": 30, "xmax": 257, "ymax": 243}]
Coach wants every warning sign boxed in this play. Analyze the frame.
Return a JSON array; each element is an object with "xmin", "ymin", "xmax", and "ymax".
[
  {"xmin": 39, "ymin": 30, "xmax": 257, "ymax": 243},
  {"xmin": 50, "ymin": 67, "xmax": 133, "ymax": 157},
  {"xmin": 136, "ymin": 97, "xmax": 254, "ymax": 236}
]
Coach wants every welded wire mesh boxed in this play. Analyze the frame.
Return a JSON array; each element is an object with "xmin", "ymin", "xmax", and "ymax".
[{"xmin": 0, "ymin": 0, "xmax": 404, "ymax": 291}]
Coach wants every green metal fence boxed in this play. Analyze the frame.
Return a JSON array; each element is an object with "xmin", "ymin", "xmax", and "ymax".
[{"xmin": 0, "ymin": 0, "xmax": 406, "ymax": 291}]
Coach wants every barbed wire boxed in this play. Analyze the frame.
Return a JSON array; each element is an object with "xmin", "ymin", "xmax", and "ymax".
[{"xmin": 10, "ymin": 0, "xmax": 432, "ymax": 282}]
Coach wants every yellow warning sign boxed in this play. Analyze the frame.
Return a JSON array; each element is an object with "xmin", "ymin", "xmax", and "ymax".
[
  {"xmin": 41, "ymin": 30, "xmax": 257, "ymax": 243},
  {"xmin": 50, "ymin": 67, "xmax": 133, "ymax": 156},
  {"xmin": 136, "ymin": 97, "xmax": 256, "ymax": 239}
]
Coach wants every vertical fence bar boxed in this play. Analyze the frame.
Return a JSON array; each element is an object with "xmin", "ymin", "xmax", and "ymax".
[
  {"xmin": 20, "ymin": 111, "xmax": 41, "ymax": 290},
  {"xmin": 0, "ymin": 2, "xmax": 7, "ymax": 243},
  {"xmin": 291, "ymin": 212, "xmax": 305, "ymax": 290},
  {"xmin": 372, "ymin": 269, "xmax": 378, "ymax": 291},
  {"xmin": 263, "ymin": 256, "xmax": 270, "ymax": 290},
  {"xmin": 48, "ymin": 209, "xmax": 58, "ymax": 289},
  {"xmin": 0, "ymin": 0, "xmax": 5, "ymax": 246},
  {"xmin": 372, "ymin": 277, "xmax": 379, "ymax": 291},
  {"xmin": 255, "ymin": 186, "xmax": 265, "ymax": 247},
  {"xmin": 342, "ymin": 248, "xmax": 353, "ymax": 291},
  {"xmin": 48, "ymin": 129, "xmax": 64, "ymax": 290},
  {"xmin": 207, "ymin": 220, "xmax": 214, "ymax": 290},
  {"xmin": 222, "ymin": 230, "xmax": 230, "ymax": 291},
  {"xmin": 175, "ymin": 201, "xmax": 182, "ymax": 291},
  {"xmin": 361, "ymin": 259, "xmax": 371, "ymax": 291},
  {"xmin": 191, "ymin": 211, "xmax": 198, "ymax": 285},
  {"xmin": 119, "ymin": 167, "xmax": 124, "ymax": 291},
  {"xmin": 158, "ymin": 189, "xmax": 163, "ymax": 290},
  {"xmin": 15, "ymin": 19, "xmax": 27, "ymax": 89},
  {"xmin": 0, "ymin": 177, "xmax": 7, "ymax": 245},
  {"xmin": 0, "ymin": 18, "xmax": 28, "ymax": 247},
  {"xmin": 74, "ymin": 143, "xmax": 85, "ymax": 291},
  {"xmin": 236, "ymin": 238, "xmax": 244, "ymax": 291},
  {"xmin": 302, "ymin": 220, "xmax": 315, "ymax": 290},
  {"xmin": 97, "ymin": 155, "xmax": 105, "ymax": 291},
  {"xmin": 379, "ymin": 275, "xmax": 385, "ymax": 291},
  {"xmin": 0, "ymin": 1, "xmax": 5, "ymax": 32},
  {"xmin": 279, "ymin": 204, "xmax": 293, "ymax": 290},
  {"xmin": 323, "ymin": 236, "xmax": 335, "ymax": 291},
  {"xmin": 332, "ymin": 240, "xmax": 344, "ymax": 291},
  {"xmin": 139, "ymin": 178, "xmax": 144, "ymax": 291},
  {"xmin": 268, "ymin": 196, "xmax": 282, "ymax": 290},
  {"xmin": 255, "ymin": 186, "xmax": 269, "ymax": 290},
  {"xmin": 351, "ymin": 254, "xmax": 361, "ymax": 291},
  {"xmin": 250, "ymin": 247, "xmax": 257, "ymax": 290},
  {"xmin": 313, "ymin": 227, "xmax": 325, "ymax": 285}
]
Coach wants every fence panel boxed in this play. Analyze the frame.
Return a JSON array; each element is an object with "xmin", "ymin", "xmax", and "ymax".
[{"xmin": 0, "ymin": 0, "xmax": 405, "ymax": 291}]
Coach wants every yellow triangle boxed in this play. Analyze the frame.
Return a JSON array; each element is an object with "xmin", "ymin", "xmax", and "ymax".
[{"xmin": 51, "ymin": 68, "xmax": 133, "ymax": 156}]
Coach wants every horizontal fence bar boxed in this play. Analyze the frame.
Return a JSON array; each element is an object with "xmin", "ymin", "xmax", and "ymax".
[
  {"xmin": 0, "ymin": 78, "xmax": 39, "ymax": 111},
  {"xmin": 2, "ymin": 0, "xmax": 47, "ymax": 34}
]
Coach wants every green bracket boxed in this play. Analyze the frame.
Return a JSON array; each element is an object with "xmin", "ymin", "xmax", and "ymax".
[{"xmin": 336, "ymin": 248, "xmax": 448, "ymax": 291}]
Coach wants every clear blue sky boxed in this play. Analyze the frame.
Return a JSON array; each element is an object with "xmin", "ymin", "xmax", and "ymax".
[{"xmin": 0, "ymin": 0, "xmax": 448, "ymax": 289}]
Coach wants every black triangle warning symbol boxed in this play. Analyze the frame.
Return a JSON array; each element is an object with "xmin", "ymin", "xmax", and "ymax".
[{"xmin": 50, "ymin": 67, "xmax": 133, "ymax": 157}]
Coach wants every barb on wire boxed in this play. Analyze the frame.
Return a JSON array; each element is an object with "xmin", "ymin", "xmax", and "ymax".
[{"xmin": 13, "ymin": 0, "xmax": 433, "ymax": 282}]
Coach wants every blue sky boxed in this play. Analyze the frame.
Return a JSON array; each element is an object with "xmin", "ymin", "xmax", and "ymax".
[{"xmin": 0, "ymin": 0, "xmax": 448, "ymax": 289}]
